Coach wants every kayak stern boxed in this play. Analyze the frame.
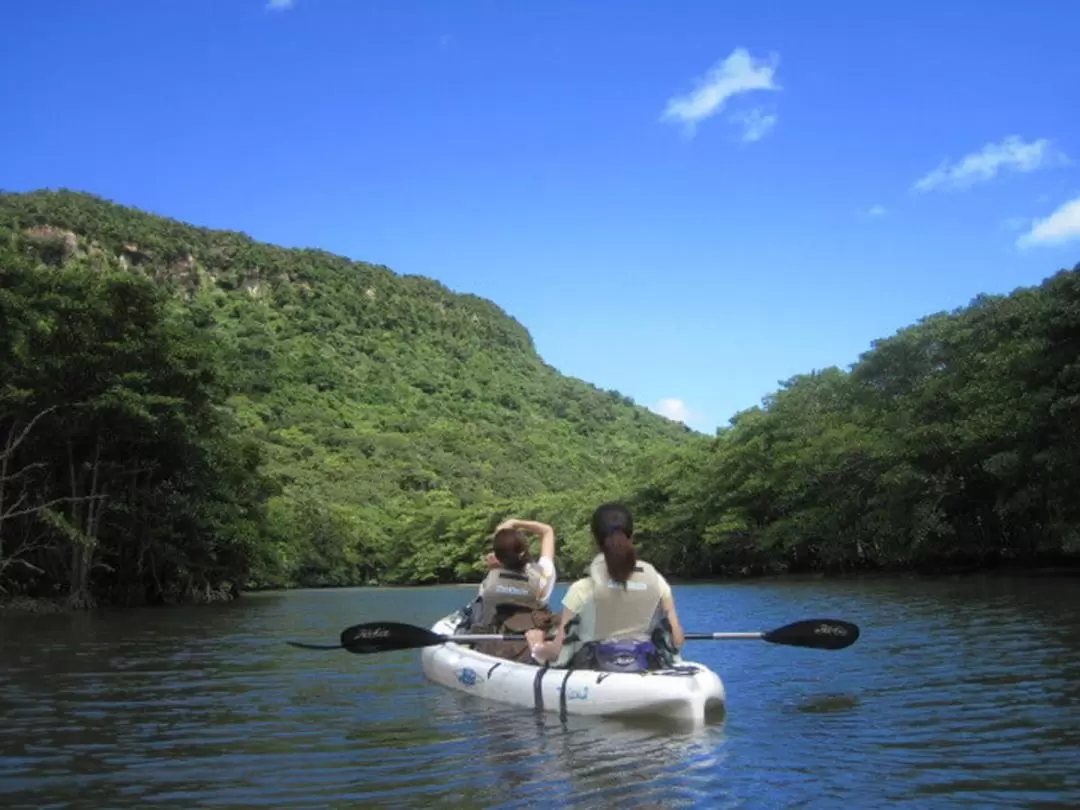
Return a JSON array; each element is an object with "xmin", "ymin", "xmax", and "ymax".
[{"xmin": 419, "ymin": 613, "xmax": 725, "ymax": 726}]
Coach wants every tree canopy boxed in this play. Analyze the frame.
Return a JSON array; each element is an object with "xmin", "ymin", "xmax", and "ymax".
[
  {"xmin": 622, "ymin": 270, "xmax": 1080, "ymax": 577},
  {"xmin": 2, "ymin": 188, "xmax": 1078, "ymax": 607},
  {"xmin": 0, "ymin": 189, "xmax": 692, "ymax": 604}
]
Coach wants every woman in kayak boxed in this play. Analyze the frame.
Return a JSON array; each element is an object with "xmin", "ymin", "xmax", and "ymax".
[
  {"xmin": 467, "ymin": 517, "xmax": 559, "ymax": 662},
  {"xmin": 524, "ymin": 502, "xmax": 685, "ymax": 672}
]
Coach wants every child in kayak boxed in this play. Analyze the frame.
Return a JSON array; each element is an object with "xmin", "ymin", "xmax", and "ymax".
[
  {"xmin": 466, "ymin": 517, "xmax": 559, "ymax": 663},
  {"xmin": 525, "ymin": 503, "xmax": 685, "ymax": 673}
]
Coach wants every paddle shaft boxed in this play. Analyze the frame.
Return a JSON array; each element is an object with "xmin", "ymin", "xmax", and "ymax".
[
  {"xmin": 457, "ymin": 632, "xmax": 771, "ymax": 641},
  {"xmin": 446, "ymin": 620, "xmax": 857, "ymax": 650},
  {"xmin": 437, "ymin": 632, "xmax": 766, "ymax": 643},
  {"xmin": 445, "ymin": 632, "xmax": 766, "ymax": 642},
  {"xmin": 286, "ymin": 617, "xmax": 859, "ymax": 654}
]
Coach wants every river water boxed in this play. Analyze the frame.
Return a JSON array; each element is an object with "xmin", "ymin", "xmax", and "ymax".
[{"xmin": 2, "ymin": 575, "xmax": 1080, "ymax": 808}]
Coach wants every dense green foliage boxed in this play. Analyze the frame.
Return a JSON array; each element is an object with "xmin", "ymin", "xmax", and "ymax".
[
  {"xmin": 622, "ymin": 267, "xmax": 1080, "ymax": 576},
  {"xmin": 0, "ymin": 190, "xmax": 693, "ymax": 603},
  {"xmin": 0, "ymin": 236, "xmax": 271, "ymax": 606},
  {"xmin": 3, "ymin": 188, "xmax": 1078, "ymax": 607}
]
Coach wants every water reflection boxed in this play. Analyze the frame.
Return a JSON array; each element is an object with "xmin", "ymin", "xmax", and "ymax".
[
  {"xmin": 405, "ymin": 691, "xmax": 728, "ymax": 809},
  {"xmin": 2, "ymin": 578, "xmax": 1080, "ymax": 808}
]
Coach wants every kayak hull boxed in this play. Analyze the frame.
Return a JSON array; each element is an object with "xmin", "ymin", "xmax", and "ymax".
[{"xmin": 419, "ymin": 613, "xmax": 726, "ymax": 725}]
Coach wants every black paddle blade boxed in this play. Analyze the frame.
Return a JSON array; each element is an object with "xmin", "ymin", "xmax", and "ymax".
[
  {"xmin": 338, "ymin": 621, "xmax": 446, "ymax": 654},
  {"xmin": 763, "ymin": 619, "xmax": 860, "ymax": 650}
]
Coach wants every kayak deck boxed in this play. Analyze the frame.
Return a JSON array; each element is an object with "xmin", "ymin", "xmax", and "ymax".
[{"xmin": 419, "ymin": 612, "xmax": 726, "ymax": 725}]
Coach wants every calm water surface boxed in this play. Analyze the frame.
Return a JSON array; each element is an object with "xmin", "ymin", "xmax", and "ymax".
[{"xmin": 3, "ymin": 576, "xmax": 1080, "ymax": 808}]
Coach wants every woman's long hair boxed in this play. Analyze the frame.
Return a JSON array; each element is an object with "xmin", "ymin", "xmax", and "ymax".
[{"xmin": 589, "ymin": 502, "xmax": 635, "ymax": 584}]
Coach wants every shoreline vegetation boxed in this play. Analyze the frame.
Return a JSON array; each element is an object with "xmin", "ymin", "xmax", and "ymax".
[
  {"xmin": 2, "ymin": 189, "xmax": 1080, "ymax": 614},
  {"xmin": 8, "ymin": 560, "xmax": 1080, "ymax": 615}
]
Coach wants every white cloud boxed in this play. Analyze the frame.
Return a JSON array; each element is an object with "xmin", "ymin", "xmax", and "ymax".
[
  {"xmin": 1017, "ymin": 195, "xmax": 1080, "ymax": 248},
  {"xmin": 913, "ymin": 136, "xmax": 1069, "ymax": 193},
  {"xmin": 266, "ymin": 0, "xmax": 295, "ymax": 10},
  {"xmin": 866, "ymin": 204, "xmax": 887, "ymax": 218},
  {"xmin": 661, "ymin": 48, "xmax": 780, "ymax": 137},
  {"xmin": 731, "ymin": 108, "xmax": 777, "ymax": 143},
  {"xmin": 650, "ymin": 398, "xmax": 694, "ymax": 424}
]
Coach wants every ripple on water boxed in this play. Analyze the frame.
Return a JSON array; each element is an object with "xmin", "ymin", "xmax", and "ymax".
[{"xmin": 3, "ymin": 578, "xmax": 1080, "ymax": 808}]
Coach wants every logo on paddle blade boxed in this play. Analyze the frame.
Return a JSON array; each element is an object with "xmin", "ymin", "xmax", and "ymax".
[
  {"xmin": 352, "ymin": 627, "xmax": 392, "ymax": 639},
  {"xmin": 813, "ymin": 624, "xmax": 848, "ymax": 636}
]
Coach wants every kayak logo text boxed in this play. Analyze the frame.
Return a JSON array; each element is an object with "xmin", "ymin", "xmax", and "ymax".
[
  {"xmin": 562, "ymin": 685, "xmax": 589, "ymax": 701},
  {"xmin": 455, "ymin": 667, "xmax": 482, "ymax": 687}
]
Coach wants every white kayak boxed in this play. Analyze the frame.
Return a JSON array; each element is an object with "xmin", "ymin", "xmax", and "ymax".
[{"xmin": 419, "ymin": 612, "xmax": 726, "ymax": 725}]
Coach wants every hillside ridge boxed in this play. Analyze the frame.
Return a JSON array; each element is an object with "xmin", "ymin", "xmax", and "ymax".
[{"xmin": 0, "ymin": 188, "xmax": 698, "ymax": 600}]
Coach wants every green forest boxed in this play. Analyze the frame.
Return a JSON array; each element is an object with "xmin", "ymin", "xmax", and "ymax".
[{"xmin": 2, "ymin": 189, "xmax": 1079, "ymax": 609}]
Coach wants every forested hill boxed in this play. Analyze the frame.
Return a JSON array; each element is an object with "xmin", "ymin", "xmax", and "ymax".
[
  {"xmin": 0, "ymin": 189, "xmax": 696, "ymax": 606},
  {"xmin": 3, "ymin": 188, "xmax": 1079, "ymax": 610}
]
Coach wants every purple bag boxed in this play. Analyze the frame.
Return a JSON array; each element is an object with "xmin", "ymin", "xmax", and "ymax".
[{"xmin": 594, "ymin": 639, "xmax": 657, "ymax": 673}]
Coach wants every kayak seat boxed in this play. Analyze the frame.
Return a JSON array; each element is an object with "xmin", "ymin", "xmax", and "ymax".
[{"xmin": 468, "ymin": 604, "xmax": 558, "ymax": 664}]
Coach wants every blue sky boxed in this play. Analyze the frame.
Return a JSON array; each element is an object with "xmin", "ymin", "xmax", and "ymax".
[{"xmin": 3, "ymin": 1, "xmax": 1079, "ymax": 434}]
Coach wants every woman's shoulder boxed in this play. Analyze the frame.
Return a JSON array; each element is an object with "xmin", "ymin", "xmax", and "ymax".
[
  {"xmin": 633, "ymin": 558, "xmax": 672, "ymax": 587},
  {"xmin": 566, "ymin": 575, "xmax": 592, "ymax": 593}
]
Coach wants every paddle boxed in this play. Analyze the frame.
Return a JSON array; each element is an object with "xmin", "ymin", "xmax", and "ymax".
[
  {"xmin": 285, "ymin": 621, "xmax": 509, "ymax": 654},
  {"xmin": 684, "ymin": 618, "xmax": 860, "ymax": 651},
  {"xmin": 285, "ymin": 618, "xmax": 859, "ymax": 655}
]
